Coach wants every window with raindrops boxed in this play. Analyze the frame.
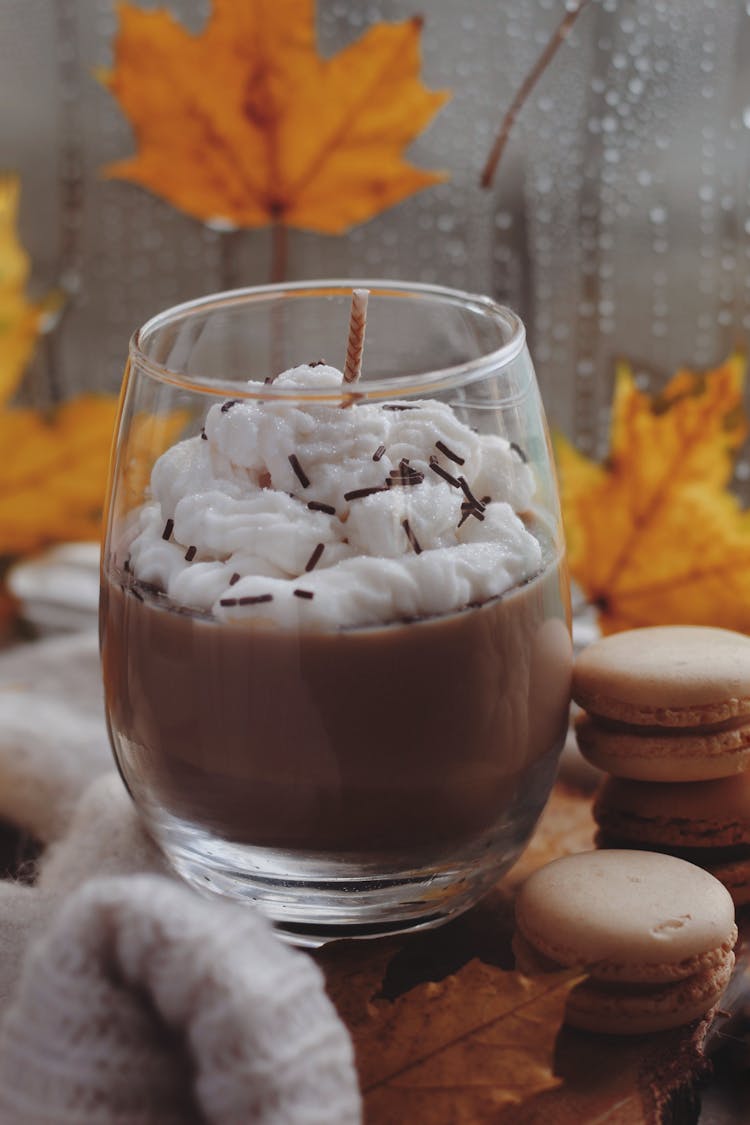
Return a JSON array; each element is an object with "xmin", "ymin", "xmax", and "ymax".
[{"xmin": 3, "ymin": 0, "xmax": 750, "ymax": 632}]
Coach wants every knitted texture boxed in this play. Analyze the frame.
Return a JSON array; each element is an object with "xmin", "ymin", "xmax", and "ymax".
[
  {"xmin": 0, "ymin": 632, "xmax": 109, "ymax": 841},
  {"xmin": 0, "ymin": 634, "xmax": 362, "ymax": 1123},
  {"xmin": 0, "ymin": 876, "xmax": 360, "ymax": 1124}
]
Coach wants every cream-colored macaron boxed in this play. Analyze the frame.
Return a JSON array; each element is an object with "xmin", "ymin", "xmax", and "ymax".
[
  {"xmin": 594, "ymin": 774, "xmax": 750, "ymax": 904},
  {"xmin": 513, "ymin": 850, "xmax": 736, "ymax": 1034},
  {"xmin": 573, "ymin": 626, "xmax": 750, "ymax": 726},
  {"xmin": 573, "ymin": 626, "xmax": 750, "ymax": 781},
  {"xmin": 575, "ymin": 711, "xmax": 750, "ymax": 781}
]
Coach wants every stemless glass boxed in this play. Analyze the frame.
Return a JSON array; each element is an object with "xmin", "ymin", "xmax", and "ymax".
[{"xmin": 100, "ymin": 280, "xmax": 572, "ymax": 944}]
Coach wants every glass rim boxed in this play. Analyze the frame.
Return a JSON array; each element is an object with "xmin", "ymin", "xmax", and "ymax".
[{"xmin": 129, "ymin": 279, "xmax": 528, "ymax": 402}]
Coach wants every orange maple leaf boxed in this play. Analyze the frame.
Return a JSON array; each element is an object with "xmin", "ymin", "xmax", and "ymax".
[
  {"xmin": 556, "ymin": 354, "xmax": 750, "ymax": 634},
  {"xmin": 100, "ymin": 0, "xmax": 450, "ymax": 234}
]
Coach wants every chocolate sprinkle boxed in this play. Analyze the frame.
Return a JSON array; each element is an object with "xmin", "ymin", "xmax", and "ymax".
[
  {"xmin": 308, "ymin": 500, "xmax": 336, "ymax": 515},
  {"xmin": 435, "ymin": 440, "xmax": 465, "ymax": 466},
  {"xmin": 185, "ymin": 545, "xmax": 197, "ymax": 562},
  {"xmin": 429, "ymin": 457, "xmax": 461, "ymax": 488},
  {"xmin": 288, "ymin": 453, "xmax": 310, "ymax": 488},
  {"xmin": 162, "ymin": 518, "xmax": 174, "ymax": 541},
  {"xmin": 305, "ymin": 542, "xmax": 325, "ymax": 572},
  {"xmin": 372, "ymin": 444, "xmax": 386, "ymax": 462},
  {"xmin": 131, "ymin": 587, "xmax": 144, "ymax": 602},
  {"xmin": 239, "ymin": 594, "xmax": 273, "ymax": 606},
  {"xmin": 123, "ymin": 557, "xmax": 131, "ymax": 573},
  {"xmin": 482, "ymin": 496, "xmax": 492, "ymax": 505},
  {"xmin": 510, "ymin": 442, "xmax": 528, "ymax": 463},
  {"xmin": 457, "ymin": 476, "xmax": 485, "ymax": 511},
  {"xmin": 344, "ymin": 486, "xmax": 387, "ymax": 501},
  {"xmin": 386, "ymin": 470, "xmax": 424, "ymax": 488},
  {"xmin": 229, "ymin": 572, "xmax": 240, "ymax": 586},
  {"xmin": 219, "ymin": 598, "xmax": 237, "ymax": 607},
  {"xmin": 382, "ymin": 403, "xmax": 418, "ymax": 411},
  {"xmin": 221, "ymin": 399, "xmax": 239, "ymax": 414},
  {"xmin": 308, "ymin": 359, "xmax": 327, "ymax": 368},
  {"xmin": 200, "ymin": 428, "xmax": 207, "ymax": 440},
  {"xmin": 293, "ymin": 589, "xmax": 314, "ymax": 600},
  {"xmin": 460, "ymin": 502, "xmax": 485, "ymax": 522},
  {"xmin": 402, "ymin": 518, "xmax": 422, "ymax": 555}
]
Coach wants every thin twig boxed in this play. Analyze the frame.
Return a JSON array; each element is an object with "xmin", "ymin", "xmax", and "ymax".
[{"xmin": 480, "ymin": 0, "xmax": 593, "ymax": 190}]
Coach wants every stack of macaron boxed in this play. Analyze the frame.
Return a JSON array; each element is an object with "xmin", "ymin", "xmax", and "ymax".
[
  {"xmin": 572, "ymin": 625, "xmax": 750, "ymax": 904},
  {"xmin": 513, "ymin": 849, "xmax": 737, "ymax": 1034}
]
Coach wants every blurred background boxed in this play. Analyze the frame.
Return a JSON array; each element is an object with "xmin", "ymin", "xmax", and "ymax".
[
  {"xmin": 3, "ymin": 0, "xmax": 750, "ymax": 454},
  {"xmin": 3, "ymin": 0, "xmax": 750, "ymax": 631}
]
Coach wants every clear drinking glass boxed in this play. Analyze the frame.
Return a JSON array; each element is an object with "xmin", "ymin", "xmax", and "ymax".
[{"xmin": 100, "ymin": 280, "xmax": 572, "ymax": 944}]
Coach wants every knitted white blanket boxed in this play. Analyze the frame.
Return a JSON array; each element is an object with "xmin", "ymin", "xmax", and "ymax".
[{"xmin": 0, "ymin": 632, "xmax": 361, "ymax": 1123}]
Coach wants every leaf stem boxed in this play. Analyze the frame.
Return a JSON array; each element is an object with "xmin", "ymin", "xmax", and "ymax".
[
  {"xmin": 218, "ymin": 229, "xmax": 242, "ymax": 290},
  {"xmin": 480, "ymin": 0, "xmax": 593, "ymax": 190},
  {"xmin": 270, "ymin": 221, "xmax": 288, "ymax": 284}
]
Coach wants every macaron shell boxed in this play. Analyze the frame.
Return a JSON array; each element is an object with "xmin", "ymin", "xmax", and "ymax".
[
  {"xmin": 576, "ymin": 713, "xmax": 750, "ymax": 781},
  {"xmin": 564, "ymin": 949, "xmax": 735, "ymax": 1035},
  {"xmin": 573, "ymin": 626, "xmax": 750, "ymax": 726},
  {"xmin": 515, "ymin": 850, "xmax": 736, "ymax": 982},
  {"xmin": 711, "ymin": 856, "xmax": 750, "ymax": 905},
  {"xmin": 594, "ymin": 775, "xmax": 750, "ymax": 848}
]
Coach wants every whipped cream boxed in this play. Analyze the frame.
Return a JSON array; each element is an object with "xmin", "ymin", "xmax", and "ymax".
[{"xmin": 126, "ymin": 363, "xmax": 542, "ymax": 629}]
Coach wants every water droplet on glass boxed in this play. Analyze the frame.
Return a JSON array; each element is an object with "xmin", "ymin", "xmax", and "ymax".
[{"xmin": 650, "ymin": 206, "xmax": 667, "ymax": 224}]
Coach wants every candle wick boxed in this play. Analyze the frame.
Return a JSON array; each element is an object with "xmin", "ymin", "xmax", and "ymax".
[{"xmin": 343, "ymin": 288, "xmax": 369, "ymax": 384}]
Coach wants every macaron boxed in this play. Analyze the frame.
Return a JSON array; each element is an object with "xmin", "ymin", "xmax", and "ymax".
[
  {"xmin": 513, "ymin": 850, "xmax": 736, "ymax": 1034},
  {"xmin": 594, "ymin": 774, "xmax": 750, "ymax": 904},
  {"xmin": 573, "ymin": 626, "xmax": 750, "ymax": 781}
]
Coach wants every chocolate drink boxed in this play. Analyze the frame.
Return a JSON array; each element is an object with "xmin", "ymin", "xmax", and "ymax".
[{"xmin": 101, "ymin": 556, "xmax": 571, "ymax": 857}]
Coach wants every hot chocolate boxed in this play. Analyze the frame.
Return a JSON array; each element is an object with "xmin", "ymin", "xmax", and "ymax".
[
  {"xmin": 101, "ymin": 355, "xmax": 571, "ymax": 916},
  {"xmin": 101, "ymin": 559, "xmax": 570, "ymax": 856}
]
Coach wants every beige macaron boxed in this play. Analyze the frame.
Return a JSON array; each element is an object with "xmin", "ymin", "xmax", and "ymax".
[
  {"xmin": 513, "ymin": 850, "xmax": 736, "ymax": 1034},
  {"xmin": 573, "ymin": 627, "xmax": 750, "ymax": 781},
  {"xmin": 594, "ymin": 774, "xmax": 750, "ymax": 905}
]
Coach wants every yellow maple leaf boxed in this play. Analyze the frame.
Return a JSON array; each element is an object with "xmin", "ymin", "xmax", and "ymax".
[
  {"xmin": 0, "ymin": 174, "xmax": 60, "ymax": 405},
  {"xmin": 556, "ymin": 354, "xmax": 750, "ymax": 634},
  {"xmin": 0, "ymin": 395, "xmax": 119, "ymax": 556},
  {"xmin": 0, "ymin": 396, "xmax": 186, "ymax": 556},
  {"xmin": 99, "ymin": 0, "xmax": 449, "ymax": 234}
]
